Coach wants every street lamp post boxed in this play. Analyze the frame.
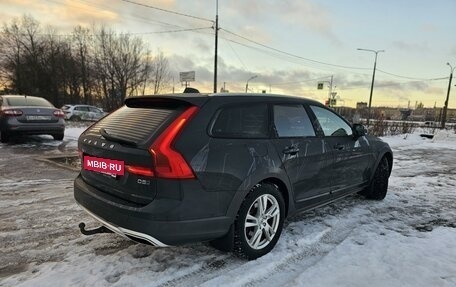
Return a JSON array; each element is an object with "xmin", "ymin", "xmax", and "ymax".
[
  {"xmin": 357, "ymin": 48, "xmax": 385, "ymax": 126},
  {"xmin": 441, "ymin": 62, "xmax": 454, "ymax": 129},
  {"xmin": 245, "ymin": 75, "xmax": 258, "ymax": 93}
]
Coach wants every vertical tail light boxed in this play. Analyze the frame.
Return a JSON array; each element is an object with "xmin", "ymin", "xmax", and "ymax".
[{"xmin": 149, "ymin": 106, "xmax": 199, "ymax": 179}]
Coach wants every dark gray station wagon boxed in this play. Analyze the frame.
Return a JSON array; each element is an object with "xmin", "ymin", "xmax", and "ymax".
[{"xmin": 75, "ymin": 93, "xmax": 393, "ymax": 259}]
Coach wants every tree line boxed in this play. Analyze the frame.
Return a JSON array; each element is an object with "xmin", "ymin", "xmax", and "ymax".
[{"xmin": 0, "ymin": 15, "xmax": 171, "ymax": 111}]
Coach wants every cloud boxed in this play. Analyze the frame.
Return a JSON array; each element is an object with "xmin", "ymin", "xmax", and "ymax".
[
  {"xmin": 222, "ymin": 0, "xmax": 339, "ymax": 44},
  {"xmin": 55, "ymin": 0, "xmax": 119, "ymax": 25},
  {"xmin": 1, "ymin": 0, "xmax": 120, "ymax": 31},
  {"xmin": 272, "ymin": 0, "xmax": 340, "ymax": 44},
  {"xmin": 392, "ymin": 41, "xmax": 431, "ymax": 53},
  {"xmin": 450, "ymin": 45, "xmax": 456, "ymax": 56},
  {"xmin": 421, "ymin": 23, "xmax": 438, "ymax": 33},
  {"xmin": 168, "ymin": 53, "xmax": 342, "ymax": 96}
]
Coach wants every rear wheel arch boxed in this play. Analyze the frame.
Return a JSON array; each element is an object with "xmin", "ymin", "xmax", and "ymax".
[
  {"xmin": 233, "ymin": 183, "xmax": 285, "ymax": 259},
  {"xmin": 382, "ymin": 152, "xmax": 393, "ymax": 176},
  {"xmin": 259, "ymin": 177, "xmax": 290, "ymax": 218}
]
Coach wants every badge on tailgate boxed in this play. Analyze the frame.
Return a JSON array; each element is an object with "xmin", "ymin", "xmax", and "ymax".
[{"xmin": 83, "ymin": 156, "xmax": 125, "ymax": 176}]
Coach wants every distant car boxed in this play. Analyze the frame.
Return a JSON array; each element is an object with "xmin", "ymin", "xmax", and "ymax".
[
  {"xmin": 0, "ymin": 95, "xmax": 65, "ymax": 143},
  {"xmin": 61, "ymin": 104, "xmax": 107, "ymax": 121}
]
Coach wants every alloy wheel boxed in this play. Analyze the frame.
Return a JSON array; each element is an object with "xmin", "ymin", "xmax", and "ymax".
[{"xmin": 244, "ymin": 194, "xmax": 280, "ymax": 250}]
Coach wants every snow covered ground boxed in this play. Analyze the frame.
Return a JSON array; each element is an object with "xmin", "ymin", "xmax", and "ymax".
[{"xmin": 0, "ymin": 129, "xmax": 455, "ymax": 287}]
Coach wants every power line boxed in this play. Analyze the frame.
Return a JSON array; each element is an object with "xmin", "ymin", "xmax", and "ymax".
[
  {"xmin": 130, "ymin": 27, "xmax": 213, "ymax": 35},
  {"xmin": 225, "ymin": 39, "xmax": 247, "ymax": 70},
  {"xmin": 221, "ymin": 36, "xmax": 373, "ymax": 76},
  {"xmin": 221, "ymin": 28, "xmax": 371, "ymax": 71},
  {"xmin": 45, "ymin": 0, "xmax": 188, "ymax": 31},
  {"xmin": 338, "ymin": 78, "xmax": 448, "ymax": 91},
  {"xmin": 120, "ymin": 0, "xmax": 213, "ymax": 23},
  {"xmin": 376, "ymin": 68, "xmax": 448, "ymax": 81},
  {"xmin": 0, "ymin": 27, "xmax": 212, "ymax": 37},
  {"xmin": 271, "ymin": 76, "xmax": 332, "ymax": 86}
]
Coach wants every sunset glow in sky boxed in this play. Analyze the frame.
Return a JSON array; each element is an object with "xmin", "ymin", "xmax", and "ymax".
[{"xmin": 1, "ymin": 0, "xmax": 456, "ymax": 108}]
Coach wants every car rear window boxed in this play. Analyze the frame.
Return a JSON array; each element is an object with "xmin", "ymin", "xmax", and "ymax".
[
  {"xmin": 84, "ymin": 105, "xmax": 178, "ymax": 144},
  {"xmin": 6, "ymin": 97, "xmax": 54, "ymax": 107},
  {"xmin": 211, "ymin": 104, "xmax": 269, "ymax": 138}
]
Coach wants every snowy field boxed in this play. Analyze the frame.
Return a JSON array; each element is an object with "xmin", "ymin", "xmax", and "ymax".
[{"xmin": 0, "ymin": 127, "xmax": 455, "ymax": 287}]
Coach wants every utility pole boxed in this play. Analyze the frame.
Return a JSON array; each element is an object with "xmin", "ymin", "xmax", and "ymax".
[
  {"xmin": 213, "ymin": 0, "xmax": 219, "ymax": 93},
  {"xmin": 357, "ymin": 48, "xmax": 385, "ymax": 126},
  {"xmin": 245, "ymin": 75, "xmax": 257, "ymax": 93},
  {"xmin": 328, "ymin": 75, "xmax": 333, "ymax": 107},
  {"xmin": 441, "ymin": 62, "xmax": 454, "ymax": 129}
]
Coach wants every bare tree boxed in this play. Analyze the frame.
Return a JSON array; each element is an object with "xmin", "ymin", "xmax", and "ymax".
[
  {"xmin": 0, "ymin": 15, "xmax": 172, "ymax": 109},
  {"xmin": 150, "ymin": 50, "xmax": 171, "ymax": 94},
  {"xmin": 0, "ymin": 15, "xmax": 37, "ymax": 94},
  {"xmin": 72, "ymin": 26, "xmax": 92, "ymax": 104}
]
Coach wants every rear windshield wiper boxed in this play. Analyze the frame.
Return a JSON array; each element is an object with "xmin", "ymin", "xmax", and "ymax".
[{"xmin": 99, "ymin": 128, "xmax": 137, "ymax": 147}]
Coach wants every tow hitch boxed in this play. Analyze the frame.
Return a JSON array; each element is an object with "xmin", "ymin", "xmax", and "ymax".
[{"xmin": 78, "ymin": 222, "xmax": 113, "ymax": 236}]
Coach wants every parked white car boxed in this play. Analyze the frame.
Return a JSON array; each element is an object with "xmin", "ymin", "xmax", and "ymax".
[{"xmin": 61, "ymin": 105, "xmax": 107, "ymax": 121}]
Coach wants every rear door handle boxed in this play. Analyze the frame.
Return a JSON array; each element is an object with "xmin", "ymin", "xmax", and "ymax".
[
  {"xmin": 283, "ymin": 147, "xmax": 300, "ymax": 155},
  {"xmin": 334, "ymin": 143, "xmax": 345, "ymax": 150}
]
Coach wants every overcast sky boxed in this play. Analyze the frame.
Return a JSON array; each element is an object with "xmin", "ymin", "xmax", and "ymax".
[{"xmin": 1, "ymin": 0, "xmax": 456, "ymax": 108}]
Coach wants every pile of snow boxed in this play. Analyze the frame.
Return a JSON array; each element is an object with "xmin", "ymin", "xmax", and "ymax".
[
  {"xmin": 432, "ymin": 129, "xmax": 456, "ymax": 143},
  {"xmin": 64, "ymin": 126, "xmax": 88, "ymax": 147},
  {"xmin": 288, "ymin": 228, "xmax": 456, "ymax": 287},
  {"xmin": 381, "ymin": 129, "xmax": 456, "ymax": 150}
]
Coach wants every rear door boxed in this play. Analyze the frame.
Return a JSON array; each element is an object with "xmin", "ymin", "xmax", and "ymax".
[
  {"xmin": 308, "ymin": 105, "xmax": 373, "ymax": 198},
  {"xmin": 74, "ymin": 106, "xmax": 90, "ymax": 120},
  {"xmin": 78, "ymin": 99, "xmax": 194, "ymax": 206},
  {"xmin": 271, "ymin": 104, "xmax": 332, "ymax": 208}
]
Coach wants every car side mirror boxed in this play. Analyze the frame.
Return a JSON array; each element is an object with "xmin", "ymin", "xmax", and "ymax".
[{"xmin": 352, "ymin": 123, "xmax": 366, "ymax": 139}]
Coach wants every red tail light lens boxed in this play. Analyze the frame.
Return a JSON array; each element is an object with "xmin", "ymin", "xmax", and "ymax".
[
  {"xmin": 53, "ymin": 109, "xmax": 65, "ymax": 117},
  {"xmin": 150, "ymin": 106, "xmax": 199, "ymax": 179},
  {"xmin": 126, "ymin": 165, "xmax": 155, "ymax": 177},
  {"xmin": 2, "ymin": 109, "xmax": 23, "ymax": 116}
]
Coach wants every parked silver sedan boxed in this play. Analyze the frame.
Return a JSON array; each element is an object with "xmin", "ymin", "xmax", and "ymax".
[{"xmin": 0, "ymin": 95, "xmax": 65, "ymax": 143}]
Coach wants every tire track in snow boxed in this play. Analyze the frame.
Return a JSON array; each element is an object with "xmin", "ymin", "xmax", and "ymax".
[
  {"xmin": 199, "ymin": 216, "xmax": 361, "ymax": 287},
  {"xmin": 156, "ymin": 256, "xmax": 241, "ymax": 287}
]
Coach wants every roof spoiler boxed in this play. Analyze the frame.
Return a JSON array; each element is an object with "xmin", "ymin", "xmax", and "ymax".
[{"xmin": 125, "ymin": 95, "xmax": 207, "ymax": 108}]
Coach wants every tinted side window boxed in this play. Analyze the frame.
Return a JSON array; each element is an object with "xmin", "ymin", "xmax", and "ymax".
[
  {"xmin": 211, "ymin": 104, "xmax": 269, "ymax": 138},
  {"xmin": 75, "ymin": 106, "xmax": 90, "ymax": 112},
  {"xmin": 310, "ymin": 106, "xmax": 352, "ymax": 136},
  {"xmin": 273, "ymin": 105, "xmax": 315, "ymax": 137},
  {"xmin": 89, "ymin": 107, "xmax": 101, "ymax": 113}
]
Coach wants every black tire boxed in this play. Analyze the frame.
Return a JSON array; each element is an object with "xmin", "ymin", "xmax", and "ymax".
[
  {"xmin": 233, "ymin": 183, "xmax": 285, "ymax": 260},
  {"xmin": 53, "ymin": 133, "xmax": 64, "ymax": 141},
  {"xmin": 70, "ymin": 115, "xmax": 81, "ymax": 122},
  {"xmin": 0, "ymin": 130, "xmax": 9, "ymax": 143},
  {"xmin": 363, "ymin": 157, "xmax": 390, "ymax": 200}
]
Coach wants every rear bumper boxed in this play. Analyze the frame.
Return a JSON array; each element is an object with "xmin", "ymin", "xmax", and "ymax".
[
  {"xmin": 2, "ymin": 121, "xmax": 64, "ymax": 135},
  {"xmin": 78, "ymin": 204, "xmax": 168, "ymax": 246},
  {"xmin": 74, "ymin": 175, "xmax": 233, "ymax": 246}
]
